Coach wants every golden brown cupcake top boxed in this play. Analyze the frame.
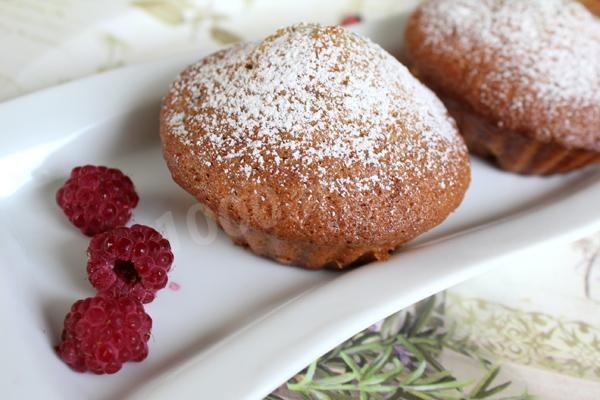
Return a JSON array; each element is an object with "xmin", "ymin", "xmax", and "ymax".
[
  {"xmin": 162, "ymin": 23, "xmax": 469, "ymax": 245},
  {"xmin": 406, "ymin": 0, "xmax": 600, "ymax": 152}
]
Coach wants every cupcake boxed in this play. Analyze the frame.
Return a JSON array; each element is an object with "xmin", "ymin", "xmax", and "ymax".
[
  {"xmin": 405, "ymin": 0, "xmax": 600, "ymax": 175},
  {"xmin": 580, "ymin": 0, "xmax": 600, "ymax": 16},
  {"xmin": 160, "ymin": 23, "xmax": 470, "ymax": 269}
]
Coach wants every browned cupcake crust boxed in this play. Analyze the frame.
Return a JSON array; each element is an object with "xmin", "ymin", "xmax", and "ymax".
[
  {"xmin": 160, "ymin": 23, "xmax": 470, "ymax": 269},
  {"xmin": 405, "ymin": 0, "xmax": 600, "ymax": 174},
  {"xmin": 580, "ymin": 0, "xmax": 600, "ymax": 16}
]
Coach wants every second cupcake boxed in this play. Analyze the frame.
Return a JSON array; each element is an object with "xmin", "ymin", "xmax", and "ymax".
[{"xmin": 405, "ymin": 0, "xmax": 600, "ymax": 175}]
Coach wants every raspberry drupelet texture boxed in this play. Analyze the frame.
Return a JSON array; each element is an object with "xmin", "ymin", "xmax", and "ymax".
[
  {"xmin": 56, "ymin": 294, "xmax": 152, "ymax": 374},
  {"xmin": 56, "ymin": 165, "xmax": 139, "ymax": 236},
  {"xmin": 87, "ymin": 224, "xmax": 174, "ymax": 304}
]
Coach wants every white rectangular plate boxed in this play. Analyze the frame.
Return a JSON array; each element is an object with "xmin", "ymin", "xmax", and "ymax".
[{"xmin": 1, "ymin": 12, "xmax": 600, "ymax": 400}]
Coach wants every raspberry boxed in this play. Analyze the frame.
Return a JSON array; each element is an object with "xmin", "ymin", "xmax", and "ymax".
[
  {"xmin": 87, "ymin": 224, "xmax": 174, "ymax": 303},
  {"xmin": 340, "ymin": 15, "xmax": 362, "ymax": 26},
  {"xmin": 56, "ymin": 165, "xmax": 139, "ymax": 236},
  {"xmin": 56, "ymin": 294, "xmax": 152, "ymax": 374}
]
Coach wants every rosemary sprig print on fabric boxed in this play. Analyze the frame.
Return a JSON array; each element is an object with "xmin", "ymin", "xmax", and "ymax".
[{"xmin": 269, "ymin": 296, "xmax": 532, "ymax": 400}]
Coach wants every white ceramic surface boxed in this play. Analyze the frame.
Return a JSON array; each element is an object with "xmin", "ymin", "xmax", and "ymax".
[{"xmin": 1, "ymin": 13, "xmax": 600, "ymax": 400}]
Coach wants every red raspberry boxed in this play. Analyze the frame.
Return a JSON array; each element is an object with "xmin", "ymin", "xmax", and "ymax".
[
  {"xmin": 56, "ymin": 165, "xmax": 139, "ymax": 236},
  {"xmin": 56, "ymin": 294, "xmax": 152, "ymax": 374},
  {"xmin": 340, "ymin": 15, "xmax": 362, "ymax": 26},
  {"xmin": 87, "ymin": 224, "xmax": 174, "ymax": 303}
]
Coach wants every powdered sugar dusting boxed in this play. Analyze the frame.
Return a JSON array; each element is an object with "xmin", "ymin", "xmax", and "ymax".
[
  {"xmin": 165, "ymin": 23, "xmax": 466, "ymax": 195},
  {"xmin": 415, "ymin": 0, "xmax": 600, "ymax": 151},
  {"xmin": 168, "ymin": 112, "xmax": 188, "ymax": 137}
]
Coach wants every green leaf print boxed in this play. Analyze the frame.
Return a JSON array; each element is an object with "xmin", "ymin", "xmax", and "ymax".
[
  {"xmin": 209, "ymin": 26, "xmax": 242, "ymax": 45},
  {"xmin": 131, "ymin": 0, "xmax": 185, "ymax": 25}
]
